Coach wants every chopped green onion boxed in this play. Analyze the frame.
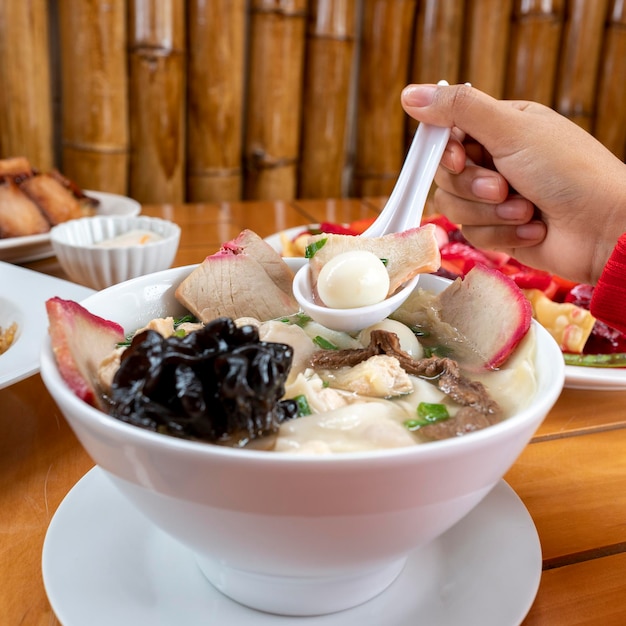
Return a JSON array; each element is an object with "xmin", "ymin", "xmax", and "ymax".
[
  {"xmin": 305, "ymin": 238, "xmax": 327, "ymax": 258},
  {"xmin": 116, "ymin": 314, "xmax": 200, "ymax": 347},
  {"xmin": 291, "ymin": 394, "xmax": 312, "ymax": 416},
  {"xmin": 423, "ymin": 345, "xmax": 453, "ymax": 358},
  {"xmin": 404, "ymin": 402, "xmax": 450, "ymax": 430},
  {"xmin": 313, "ymin": 335, "xmax": 339, "ymax": 350},
  {"xmin": 173, "ymin": 314, "xmax": 198, "ymax": 327},
  {"xmin": 380, "ymin": 258, "xmax": 389, "ymax": 266},
  {"xmin": 280, "ymin": 312, "xmax": 312, "ymax": 327}
]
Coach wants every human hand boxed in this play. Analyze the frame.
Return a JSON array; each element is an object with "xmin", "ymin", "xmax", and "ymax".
[{"xmin": 401, "ymin": 83, "xmax": 626, "ymax": 284}]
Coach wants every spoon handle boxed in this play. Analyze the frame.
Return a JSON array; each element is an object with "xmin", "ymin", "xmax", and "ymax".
[{"xmin": 362, "ymin": 81, "xmax": 451, "ymax": 239}]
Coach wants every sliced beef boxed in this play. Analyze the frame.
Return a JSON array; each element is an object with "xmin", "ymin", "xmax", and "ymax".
[
  {"xmin": 309, "ymin": 329, "xmax": 502, "ymax": 438},
  {"xmin": 418, "ymin": 406, "xmax": 493, "ymax": 440}
]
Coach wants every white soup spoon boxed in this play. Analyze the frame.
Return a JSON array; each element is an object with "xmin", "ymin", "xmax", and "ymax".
[{"xmin": 292, "ymin": 81, "xmax": 452, "ymax": 333}]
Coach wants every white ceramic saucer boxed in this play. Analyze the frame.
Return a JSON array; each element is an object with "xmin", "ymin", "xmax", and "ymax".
[{"xmin": 42, "ymin": 467, "xmax": 541, "ymax": 626}]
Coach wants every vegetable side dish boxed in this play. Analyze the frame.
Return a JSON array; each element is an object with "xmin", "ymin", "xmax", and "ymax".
[{"xmin": 47, "ymin": 229, "xmax": 536, "ymax": 453}]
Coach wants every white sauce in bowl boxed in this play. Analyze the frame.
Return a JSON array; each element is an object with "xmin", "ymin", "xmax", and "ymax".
[{"xmin": 95, "ymin": 229, "xmax": 163, "ymax": 248}]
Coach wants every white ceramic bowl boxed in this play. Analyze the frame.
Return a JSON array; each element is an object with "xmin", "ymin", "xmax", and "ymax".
[
  {"xmin": 40, "ymin": 266, "xmax": 564, "ymax": 616},
  {"xmin": 50, "ymin": 215, "xmax": 181, "ymax": 290}
]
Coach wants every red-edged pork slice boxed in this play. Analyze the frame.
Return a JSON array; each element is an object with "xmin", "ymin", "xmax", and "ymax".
[
  {"xmin": 176, "ymin": 229, "xmax": 299, "ymax": 322},
  {"xmin": 46, "ymin": 297, "xmax": 125, "ymax": 407},
  {"xmin": 306, "ymin": 224, "xmax": 441, "ymax": 296},
  {"xmin": 436, "ymin": 264, "xmax": 532, "ymax": 369},
  {"xmin": 221, "ymin": 229, "xmax": 295, "ymax": 294}
]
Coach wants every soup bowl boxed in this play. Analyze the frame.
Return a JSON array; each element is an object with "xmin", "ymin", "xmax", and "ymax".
[{"xmin": 40, "ymin": 264, "xmax": 564, "ymax": 616}]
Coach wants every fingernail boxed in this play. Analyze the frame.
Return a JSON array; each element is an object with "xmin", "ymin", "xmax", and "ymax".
[
  {"xmin": 516, "ymin": 222, "xmax": 545, "ymax": 240},
  {"xmin": 471, "ymin": 176, "xmax": 501, "ymax": 201},
  {"xmin": 402, "ymin": 84, "xmax": 437, "ymax": 107}
]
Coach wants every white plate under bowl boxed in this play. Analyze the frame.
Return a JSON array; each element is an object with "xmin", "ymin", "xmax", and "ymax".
[
  {"xmin": 42, "ymin": 467, "xmax": 541, "ymax": 626},
  {"xmin": 0, "ymin": 262, "xmax": 94, "ymax": 389},
  {"xmin": 0, "ymin": 190, "xmax": 141, "ymax": 263}
]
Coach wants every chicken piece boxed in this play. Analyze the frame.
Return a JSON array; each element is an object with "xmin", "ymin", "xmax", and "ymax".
[
  {"xmin": 97, "ymin": 346, "xmax": 126, "ymax": 393},
  {"xmin": 49, "ymin": 169, "xmax": 100, "ymax": 212},
  {"xmin": 0, "ymin": 156, "xmax": 33, "ymax": 178},
  {"xmin": 285, "ymin": 370, "xmax": 350, "ymax": 413},
  {"xmin": 258, "ymin": 320, "xmax": 319, "ymax": 385},
  {"xmin": 318, "ymin": 355, "xmax": 414, "ymax": 397},
  {"xmin": 19, "ymin": 173, "xmax": 84, "ymax": 225},
  {"xmin": 176, "ymin": 230, "xmax": 299, "ymax": 322},
  {"xmin": 0, "ymin": 179, "xmax": 51, "ymax": 238}
]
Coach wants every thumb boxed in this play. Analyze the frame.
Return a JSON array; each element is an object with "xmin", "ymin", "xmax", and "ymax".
[{"xmin": 401, "ymin": 83, "xmax": 534, "ymax": 156}]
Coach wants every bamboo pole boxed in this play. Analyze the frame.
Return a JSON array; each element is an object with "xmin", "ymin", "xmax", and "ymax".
[
  {"xmin": 554, "ymin": 0, "xmax": 611, "ymax": 132},
  {"xmin": 244, "ymin": 0, "xmax": 308, "ymax": 201},
  {"xmin": 186, "ymin": 0, "xmax": 246, "ymax": 202},
  {"xmin": 352, "ymin": 0, "xmax": 418, "ymax": 198},
  {"xmin": 461, "ymin": 0, "xmax": 514, "ymax": 98},
  {"xmin": 128, "ymin": 0, "xmax": 186, "ymax": 203},
  {"xmin": 504, "ymin": 0, "xmax": 565, "ymax": 106},
  {"xmin": 408, "ymin": 0, "xmax": 464, "ymax": 136},
  {"xmin": 299, "ymin": 0, "xmax": 358, "ymax": 199},
  {"xmin": 411, "ymin": 0, "xmax": 464, "ymax": 85},
  {"xmin": 0, "ymin": 0, "xmax": 53, "ymax": 170},
  {"xmin": 594, "ymin": 0, "xmax": 626, "ymax": 160},
  {"xmin": 58, "ymin": 0, "xmax": 129, "ymax": 193}
]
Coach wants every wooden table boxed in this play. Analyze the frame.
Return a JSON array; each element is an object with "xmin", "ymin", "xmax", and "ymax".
[{"xmin": 2, "ymin": 199, "xmax": 626, "ymax": 625}]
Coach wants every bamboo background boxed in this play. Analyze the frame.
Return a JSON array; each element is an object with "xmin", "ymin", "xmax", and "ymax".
[{"xmin": 1, "ymin": 0, "xmax": 625, "ymax": 204}]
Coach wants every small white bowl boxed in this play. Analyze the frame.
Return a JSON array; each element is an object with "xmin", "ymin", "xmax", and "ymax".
[{"xmin": 50, "ymin": 215, "xmax": 181, "ymax": 290}]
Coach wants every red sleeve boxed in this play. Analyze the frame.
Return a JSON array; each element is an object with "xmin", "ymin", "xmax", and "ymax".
[{"xmin": 590, "ymin": 233, "xmax": 626, "ymax": 334}]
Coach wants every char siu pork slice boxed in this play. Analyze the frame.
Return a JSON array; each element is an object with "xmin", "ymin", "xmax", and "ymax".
[
  {"xmin": 306, "ymin": 224, "xmax": 441, "ymax": 296},
  {"xmin": 222, "ymin": 229, "xmax": 295, "ymax": 295},
  {"xmin": 175, "ymin": 229, "xmax": 299, "ymax": 322}
]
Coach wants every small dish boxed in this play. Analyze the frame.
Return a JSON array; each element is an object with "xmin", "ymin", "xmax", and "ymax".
[
  {"xmin": 0, "ymin": 190, "xmax": 141, "ymax": 264},
  {"xmin": 50, "ymin": 215, "xmax": 181, "ymax": 290},
  {"xmin": 0, "ymin": 262, "xmax": 94, "ymax": 389}
]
